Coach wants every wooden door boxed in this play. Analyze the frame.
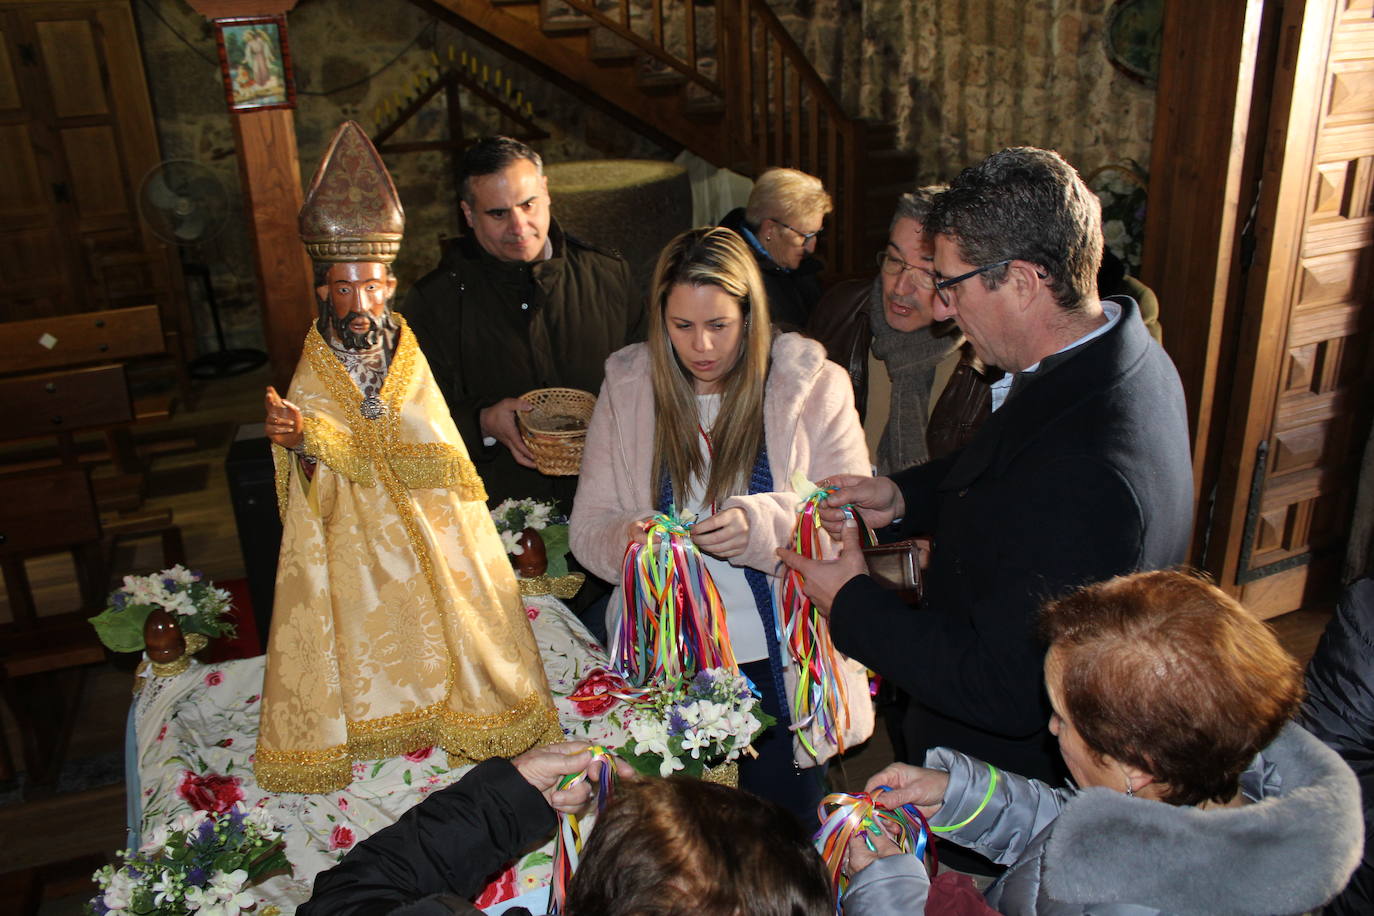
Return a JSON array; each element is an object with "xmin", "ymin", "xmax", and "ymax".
[
  {"xmin": 0, "ymin": 1, "xmax": 184, "ymax": 326},
  {"xmin": 1207, "ymin": 0, "xmax": 1374, "ymax": 618},
  {"xmin": 0, "ymin": 5, "xmax": 85, "ymax": 316}
]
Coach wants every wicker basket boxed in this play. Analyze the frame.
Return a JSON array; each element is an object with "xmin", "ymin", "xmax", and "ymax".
[{"xmin": 517, "ymin": 387, "xmax": 596, "ymax": 476}]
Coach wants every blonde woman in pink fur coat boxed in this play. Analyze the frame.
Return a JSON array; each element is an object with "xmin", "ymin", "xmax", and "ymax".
[{"xmin": 570, "ymin": 226, "xmax": 874, "ymax": 824}]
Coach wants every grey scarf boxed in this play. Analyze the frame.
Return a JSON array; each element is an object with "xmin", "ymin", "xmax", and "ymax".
[{"xmin": 866, "ymin": 275, "xmax": 960, "ymax": 473}]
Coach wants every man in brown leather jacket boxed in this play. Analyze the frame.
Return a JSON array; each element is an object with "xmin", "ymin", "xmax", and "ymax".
[{"xmin": 807, "ymin": 189, "xmax": 990, "ymax": 473}]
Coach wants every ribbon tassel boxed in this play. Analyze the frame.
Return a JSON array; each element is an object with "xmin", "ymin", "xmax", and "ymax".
[
  {"xmin": 610, "ymin": 509, "xmax": 737, "ymax": 685},
  {"xmin": 780, "ymin": 486, "xmax": 876, "ymax": 758},
  {"xmin": 813, "ymin": 788, "xmax": 937, "ymax": 911}
]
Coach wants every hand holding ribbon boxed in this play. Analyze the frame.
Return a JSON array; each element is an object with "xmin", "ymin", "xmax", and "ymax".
[
  {"xmin": 611, "ymin": 508, "xmax": 737, "ymax": 685},
  {"xmin": 549, "ymin": 745, "xmax": 625, "ymax": 915},
  {"xmin": 775, "ymin": 483, "xmax": 875, "ymax": 758},
  {"xmin": 813, "ymin": 788, "xmax": 937, "ymax": 911}
]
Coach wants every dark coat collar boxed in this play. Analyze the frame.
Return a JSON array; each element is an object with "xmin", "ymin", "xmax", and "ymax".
[
  {"xmin": 446, "ymin": 216, "xmax": 568, "ymax": 273},
  {"xmin": 939, "ymin": 296, "xmax": 1149, "ymax": 492},
  {"xmin": 718, "ymin": 207, "xmax": 822, "ymax": 279}
]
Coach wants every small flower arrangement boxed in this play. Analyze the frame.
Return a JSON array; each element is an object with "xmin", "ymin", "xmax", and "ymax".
[
  {"xmin": 89, "ymin": 565, "xmax": 236, "ymax": 654},
  {"xmin": 490, "ymin": 498, "xmax": 571, "ymax": 577},
  {"xmin": 619, "ymin": 668, "xmax": 774, "ymax": 779},
  {"xmin": 87, "ymin": 803, "xmax": 289, "ymax": 915},
  {"xmin": 490, "ymin": 498, "xmax": 558, "ymax": 554},
  {"xmin": 1090, "ymin": 159, "xmax": 1149, "ymax": 275}
]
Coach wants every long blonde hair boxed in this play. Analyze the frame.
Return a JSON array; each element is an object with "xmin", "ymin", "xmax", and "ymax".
[{"xmin": 648, "ymin": 228, "xmax": 772, "ymax": 508}]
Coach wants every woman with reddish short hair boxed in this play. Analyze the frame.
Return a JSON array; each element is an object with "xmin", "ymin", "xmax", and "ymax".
[{"xmin": 843, "ymin": 571, "xmax": 1362, "ymax": 915}]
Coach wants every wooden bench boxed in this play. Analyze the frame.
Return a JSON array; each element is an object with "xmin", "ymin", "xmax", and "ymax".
[
  {"xmin": 0, "ymin": 469, "xmax": 110, "ymax": 791},
  {"xmin": 0, "ymin": 304, "xmax": 176, "ymax": 423},
  {"xmin": 0, "ymin": 305, "xmax": 165, "ymax": 375},
  {"xmin": 0, "ymin": 307, "xmax": 192, "ymax": 501}
]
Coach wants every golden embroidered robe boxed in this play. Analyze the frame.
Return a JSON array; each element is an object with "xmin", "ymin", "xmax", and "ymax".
[{"xmin": 255, "ymin": 319, "xmax": 561, "ymax": 793}]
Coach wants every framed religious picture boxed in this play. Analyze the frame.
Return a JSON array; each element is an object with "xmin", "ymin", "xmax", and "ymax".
[{"xmin": 215, "ymin": 15, "xmax": 296, "ymax": 112}]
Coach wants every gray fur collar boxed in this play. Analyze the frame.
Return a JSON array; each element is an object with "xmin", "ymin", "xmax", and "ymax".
[{"xmin": 1043, "ymin": 723, "xmax": 1361, "ymax": 915}]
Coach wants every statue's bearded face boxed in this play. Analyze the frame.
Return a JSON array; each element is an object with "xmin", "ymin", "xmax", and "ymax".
[{"xmin": 318, "ymin": 261, "xmax": 397, "ymax": 350}]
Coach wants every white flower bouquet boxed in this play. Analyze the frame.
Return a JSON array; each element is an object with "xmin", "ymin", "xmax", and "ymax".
[
  {"xmin": 619, "ymin": 668, "xmax": 774, "ymax": 779},
  {"xmin": 490, "ymin": 497, "xmax": 572, "ymax": 576},
  {"xmin": 89, "ymin": 565, "xmax": 236, "ymax": 654},
  {"xmin": 87, "ymin": 803, "xmax": 288, "ymax": 915},
  {"xmin": 1090, "ymin": 159, "xmax": 1148, "ymax": 274}
]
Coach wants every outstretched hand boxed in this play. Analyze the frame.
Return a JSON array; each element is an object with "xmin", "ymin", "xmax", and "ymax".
[
  {"xmin": 817, "ymin": 474, "xmax": 904, "ymax": 537},
  {"xmin": 264, "ymin": 386, "xmax": 303, "ymax": 450},
  {"xmin": 512, "ymin": 741, "xmax": 635, "ymax": 815},
  {"xmin": 864, "ymin": 762, "xmax": 950, "ymax": 821},
  {"xmin": 775, "ymin": 516, "xmax": 868, "ymax": 615}
]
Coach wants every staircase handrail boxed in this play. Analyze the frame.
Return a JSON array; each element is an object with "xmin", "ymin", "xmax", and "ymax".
[
  {"xmin": 720, "ymin": 0, "xmax": 863, "ymax": 275},
  {"xmin": 556, "ymin": 0, "xmax": 723, "ymax": 94}
]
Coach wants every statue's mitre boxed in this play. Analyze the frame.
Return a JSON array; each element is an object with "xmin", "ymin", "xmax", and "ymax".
[{"xmin": 299, "ymin": 121, "xmax": 404, "ymax": 263}]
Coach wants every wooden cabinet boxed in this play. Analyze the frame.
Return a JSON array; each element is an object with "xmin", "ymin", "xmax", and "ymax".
[{"xmin": 0, "ymin": 0, "xmax": 189, "ymax": 387}]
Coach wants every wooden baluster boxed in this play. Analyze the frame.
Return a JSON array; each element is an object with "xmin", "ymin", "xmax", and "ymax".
[
  {"xmin": 843, "ymin": 122, "xmax": 861, "ymax": 275},
  {"xmin": 827, "ymin": 118, "xmax": 839, "ymax": 245},
  {"xmin": 772, "ymin": 38, "xmax": 783, "ymax": 168},
  {"xmin": 652, "ymin": 0, "xmax": 663, "ymax": 52},
  {"xmin": 723, "ymin": 0, "xmax": 747, "ymax": 164},
  {"xmin": 807, "ymin": 82, "xmax": 820, "ymax": 178},
  {"xmin": 790, "ymin": 65, "xmax": 801, "ymax": 168},
  {"xmin": 752, "ymin": 16, "xmax": 763, "ymax": 173},
  {"xmin": 686, "ymin": 0, "xmax": 696, "ymax": 74}
]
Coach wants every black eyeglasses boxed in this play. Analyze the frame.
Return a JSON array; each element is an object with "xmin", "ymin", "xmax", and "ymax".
[
  {"xmin": 771, "ymin": 218, "xmax": 823, "ymax": 242},
  {"xmin": 932, "ymin": 259, "xmax": 1013, "ymax": 307},
  {"xmin": 876, "ymin": 252, "xmax": 936, "ymax": 289}
]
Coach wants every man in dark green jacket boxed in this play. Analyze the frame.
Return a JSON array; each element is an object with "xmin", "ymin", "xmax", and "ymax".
[{"xmin": 403, "ymin": 137, "xmax": 644, "ymax": 510}]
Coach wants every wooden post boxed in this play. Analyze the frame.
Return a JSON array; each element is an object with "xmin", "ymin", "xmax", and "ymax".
[
  {"xmin": 186, "ymin": 0, "xmax": 313, "ymax": 392},
  {"xmin": 233, "ymin": 109, "xmax": 315, "ymax": 391}
]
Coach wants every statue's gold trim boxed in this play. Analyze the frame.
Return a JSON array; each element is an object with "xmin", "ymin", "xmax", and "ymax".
[
  {"xmin": 254, "ymin": 691, "xmax": 562, "ymax": 794},
  {"xmin": 517, "ymin": 573, "xmax": 586, "ymax": 599},
  {"xmin": 303, "ymin": 418, "xmax": 373, "ymax": 486},
  {"xmin": 272, "ymin": 443, "xmax": 291, "ymax": 524}
]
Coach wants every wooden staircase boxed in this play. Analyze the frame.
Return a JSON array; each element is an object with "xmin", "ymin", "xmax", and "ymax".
[{"xmin": 418, "ymin": 0, "xmax": 919, "ymax": 278}]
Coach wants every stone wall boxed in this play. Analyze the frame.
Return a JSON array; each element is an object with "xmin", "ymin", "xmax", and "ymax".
[
  {"xmin": 132, "ymin": 0, "xmax": 668, "ymax": 353},
  {"xmin": 769, "ymin": 0, "xmax": 1156, "ymax": 185}
]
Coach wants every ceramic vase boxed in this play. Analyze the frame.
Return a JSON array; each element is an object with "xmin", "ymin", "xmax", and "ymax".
[
  {"xmin": 514, "ymin": 527, "xmax": 548, "ymax": 578},
  {"xmin": 143, "ymin": 608, "xmax": 208, "ymax": 677}
]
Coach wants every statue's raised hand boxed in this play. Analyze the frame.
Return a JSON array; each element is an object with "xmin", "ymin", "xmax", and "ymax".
[{"xmin": 265, "ymin": 386, "xmax": 304, "ymax": 450}]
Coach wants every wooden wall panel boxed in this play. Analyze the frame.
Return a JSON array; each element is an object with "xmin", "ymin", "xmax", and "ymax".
[
  {"xmin": 60, "ymin": 125, "xmax": 130, "ymax": 226},
  {"xmin": 0, "ymin": 124, "xmax": 43, "ymax": 215},
  {"xmin": 34, "ymin": 18, "xmax": 105, "ymax": 117},
  {"xmin": 0, "ymin": 29, "xmax": 16, "ymax": 110}
]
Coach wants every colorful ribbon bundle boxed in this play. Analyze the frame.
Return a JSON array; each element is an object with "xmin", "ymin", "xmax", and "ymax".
[
  {"xmin": 779, "ymin": 485, "xmax": 875, "ymax": 758},
  {"xmin": 610, "ymin": 509, "xmax": 737, "ymax": 686},
  {"xmin": 812, "ymin": 788, "xmax": 937, "ymax": 910},
  {"xmin": 549, "ymin": 745, "xmax": 620, "ymax": 915}
]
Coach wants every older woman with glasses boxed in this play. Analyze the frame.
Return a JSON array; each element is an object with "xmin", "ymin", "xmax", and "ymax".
[
  {"xmin": 841, "ymin": 570, "xmax": 1362, "ymax": 916},
  {"xmin": 719, "ymin": 167, "xmax": 832, "ymax": 329}
]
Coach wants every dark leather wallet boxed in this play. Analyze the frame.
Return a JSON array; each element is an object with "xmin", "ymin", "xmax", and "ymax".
[{"xmin": 861, "ymin": 540, "xmax": 924, "ymax": 606}]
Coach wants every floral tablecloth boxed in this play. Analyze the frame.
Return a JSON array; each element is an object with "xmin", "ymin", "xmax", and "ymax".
[{"xmin": 128, "ymin": 594, "xmax": 625, "ymax": 913}]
